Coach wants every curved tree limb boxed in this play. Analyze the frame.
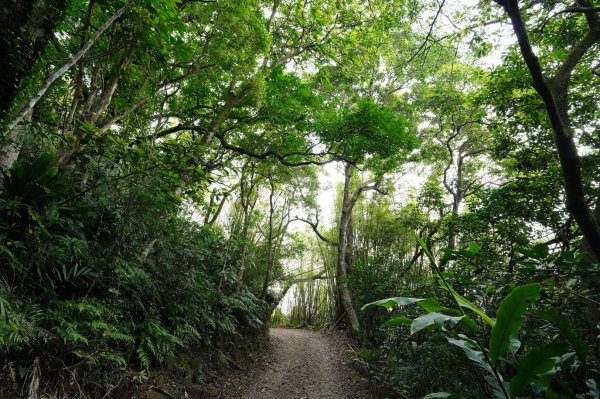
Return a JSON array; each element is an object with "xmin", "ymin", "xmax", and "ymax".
[{"xmin": 291, "ymin": 217, "xmax": 338, "ymax": 247}]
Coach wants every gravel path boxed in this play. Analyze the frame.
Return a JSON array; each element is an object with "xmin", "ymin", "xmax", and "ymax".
[{"xmin": 201, "ymin": 328, "xmax": 376, "ymax": 399}]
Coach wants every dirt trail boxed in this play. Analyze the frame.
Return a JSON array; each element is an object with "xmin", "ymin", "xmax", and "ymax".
[{"xmin": 202, "ymin": 328, "xmax": 376, "ymax": 399}]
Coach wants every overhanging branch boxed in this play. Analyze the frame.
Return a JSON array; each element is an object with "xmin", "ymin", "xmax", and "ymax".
[{"xmin": 291, "ymin": 217, "xmax": 338, "ymax": 247}]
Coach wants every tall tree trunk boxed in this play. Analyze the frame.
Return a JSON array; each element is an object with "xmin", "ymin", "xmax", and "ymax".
[
  {"xmin": 54, "ymin": 51, "xmax": 131, "ymax": 167},
  {"xmin": 447, "ymin": 194, "xmax": 460, "ymax": 251},
  {"xmin": 261, "ymin": 182, "xmax": 276, "ymax": 300},
  {"xmin": 496, "ymin": 0, "xmax": 600, "ymax": 261},
  {"xmin": 337, "ymin": 162, "xmax": 361, "ymax": 338},
  {"xmin": 0, "ymin": 110, "xmax": 31, "ymax": 183},
  {"xmin": 237, "ymin": 163, "xmax": 258, "ymax": 282},
  {"xmin": 345, "ymin": 213, "xmax": 355, "ymax": 274},
  {"xmin": 447, "ymin": 153, "xmax": 464, "ymax": 251},
  {"xmin": 495, "ymin": 0, "xmax": 600, "ymax": 358}
]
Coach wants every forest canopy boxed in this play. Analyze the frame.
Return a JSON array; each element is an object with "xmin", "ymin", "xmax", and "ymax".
[{"xmin": 0, "ymin": 0, "xmax": 599, "ymax": 398}]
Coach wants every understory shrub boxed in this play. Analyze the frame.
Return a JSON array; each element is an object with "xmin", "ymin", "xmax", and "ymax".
[{"xmin": 0, "ymin": 152, "xmax": 267, "ymax": 398}]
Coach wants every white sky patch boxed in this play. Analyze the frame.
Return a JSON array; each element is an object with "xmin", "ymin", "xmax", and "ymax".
[{"xmin": 316, "ymin": 162, "xmax": 344, "ymax": 226}]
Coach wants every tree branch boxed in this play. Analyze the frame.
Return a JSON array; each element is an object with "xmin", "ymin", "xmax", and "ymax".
[
  {"xmin": 3, "ymin": 0, "xmax": 134, "ymax": 134},
  {"xmin": 214, "ymin": 132, "xmax": 337, "ymax": 166},
  {"xmin": 494, "ymin": 0, "xmax": 600, "ymax": 259},
  {"xmin": 291, "ymin": 217, "xmax": 338, "ymax": 247}
]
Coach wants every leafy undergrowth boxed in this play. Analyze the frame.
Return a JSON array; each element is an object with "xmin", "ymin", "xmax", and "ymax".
[
  {"xmin": 354, "ymin": 244, "xmax": 599, "ymax": 399},
  {"xmin": 133, "ymin": 324, "xmax": 271, "ymax": 399},
  {"xmin": 0, "ymin": 153, "xmax": 273, "ymax": 398}
]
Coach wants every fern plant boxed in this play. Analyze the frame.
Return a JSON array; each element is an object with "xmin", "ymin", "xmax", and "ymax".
[{"xmin": 135, "ymin": 315, "xmax": 184, "ymax": 370}]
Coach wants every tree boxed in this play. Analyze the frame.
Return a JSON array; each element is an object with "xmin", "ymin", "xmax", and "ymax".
[
  {"xmin": 491, "ymin": 0, "xmax": 600, "ymax": 261},
  {"xmin": 315, "ymin": 98, "xmax": 417, "ymax": 337},
  {"xmin": 0, "ymin": 0, "xmax": 134, "ymax": 173},
  {"xmin": 0, "ymin": 0, "xmax": 68, "ymax": 116},
  {"xmin": 413, "ymin": 63, "xmax": 490, "ymax": 256},
  {"xmin": 257, "ymin": 163, "xmax": 317, "ymax": 301}
]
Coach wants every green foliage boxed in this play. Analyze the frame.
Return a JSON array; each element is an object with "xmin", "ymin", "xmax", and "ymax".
[
  {"xmin": 364, "ymin": 241, "xmax": 596, "ymax": 399},
  {"xmin": 488, "ymin": 283, "xmax": 540, "ymax": 365},
  {"xmin": 536, "ymin": 308, "xmax": 588, "ymax": 363},
  {"xmin": 508, "ymin": 341, "xmax": 570, "ymax": 399},
  {"xmin": 319, "ymin": 98, "xmax": 418, "ymax": 174},
  {"xmin": 269, "ymin": 307, "xmax": 288, "ymax": 328},
  {"xmin": 0, "ymin": 150, "xmax": 267, "ymax": 397},
  {"xmin": 1, "ymin": 0, "xmax": 599, "ymax": 397}
]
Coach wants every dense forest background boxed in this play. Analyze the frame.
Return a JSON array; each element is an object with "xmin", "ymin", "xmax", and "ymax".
[{"xmin": 0, "ymin": 0, "xmax": 599, "ymax": 398}]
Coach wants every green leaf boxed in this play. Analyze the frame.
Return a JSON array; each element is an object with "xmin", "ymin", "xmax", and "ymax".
[
  {"xmin": 411, "ymin": 312, "xmax": 464, "ymax": 334},
  {"xmin": 509, "ymin": 341, "xmax": 569, "ymax": 399},
  {"xmin": 361, "ymin": 296, "xmax": 448, "ymax": 312},
  {"xmin": 468, "ymin": 242, "xmax": 481, "ymax": 254},
  {"xmin": 361, "ymin": 296, "xmax": 425, "ymax": 310},
  {"xmin": 509, "ymin": 333, "xmax": 521, "ymax": 354},
  {"xmin": 28, "ymin": 207, "xmax": 51, "ymax": 237},
  {"xmin": 43, "ymin": 166, "xmax": 59, "ymax": 180},
  {"xmin": 489, "ymin": 284, "xmax": 540, "ymax": 365},
  {"xmin": 417, "ymin": 238, "xmax": 493, "ymax": 326},
  {"xmin": 532, "ymin": 243, "xmax": 549, "ymax": 259},
  {"xmin": 586, "ymin": 379, "xmax": 599, "ymax": 398},
  {"xmin": 536, "ymin": 308, "xmax": 588, "ymax": 363},
  {"xmin": 515, "ymin": 247, "xmax": 537, "ymax": 258},
  {"xmin": 417, "ymin": 298, "xmax": 454, "ymax": 313},
  {"xmin": 381, "ymin": 317, "xmax": 412, "ymax": 328},
  {"xmin": 423, "ymin": 393, "xmax": 456, "ymax": 398},
  {"xmin": 447, "ymin": 336, "xmax": 494, "ymax": 375},
  {"xmin": 46, "ymin": 202, "xmax": 59, "ymax": 226},
  {"xmin": 484, "ymin": 374, "xmax": 510, "ymax": 399},
  {"xmin": 450, "ymin": 289, "xmax": 495, "ymax": 327},
  {"xmin": 461, "ymin": 315, "xmax": 478, "ymax": 333}
]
